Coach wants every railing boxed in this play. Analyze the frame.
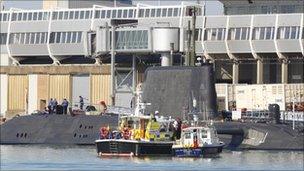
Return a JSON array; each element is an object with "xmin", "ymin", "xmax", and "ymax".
[{"xmin": 281, "ymin": 111, "xmax": 304, "ymax": 122}]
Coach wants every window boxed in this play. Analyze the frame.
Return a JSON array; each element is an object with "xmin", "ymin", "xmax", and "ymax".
[
  {"xmin": 12, "ymin": 13, "xmax": 17, "ymax": 21},
  {"xmin": 25, "ymin": 33, "xmax": 30, "ymax": 44},
  {"xmin": 69, "ymin": 11, "xmax": 74, "ymax": 19},
  {"xmin": 156, "ymin": 9, "xmax": 161, "ymax": 17},
  {"xmin": 71, "ymin": 32, "xmax": 77, "ymax": 43},
  {"xmin": 2, "ymin": 13, "xmax": 8, "ymax": 21},
  {"xmin": 112, "ymin": 10, "xmax": 117, "ymax": 18},
  {"xmin": 204, "ymin": 28, "xmax": 226, "ymax": 41},
  {"xmin": 123, "ymin": 10, "xmax": 128, "ymax": 18},
  {"xmin": 290, "ymin": 26, "xmax": 298, "ymax": 39},
  {"xmin": 58, "ymin": 12, "xmax": 63, "ymax": 20},
  {"xmin": 162, "ymin": 8, "xmax": 167, "ymax": 17},
  {"xmin": 22, "ymin": 13, "xmax": 27, "ymax": 21},
  {"xmin": 43, "ymin": 12, "xmax": 49, "ymax": 20},
  {"xmin": 66, "ymin": 32, "xmax": 72, "ymax": 43},
  {"xmin": 167, "ymin": 8, "xmax": 173, "ymax": 17},
  {"xmin": 17, "ymin": 13, "xmax": 22, "ymax": 21},
  {"xmin": 128, "ymin": 9, "xmax": 133, "ymax": 18},
  {"xmin": 284, "ymin": 27, "xmax": 290, "ymax": 39},
  {"xmin": 41, "ymin": 33, "xmax": 46, "ymax": 44},
  {"xmin": 151, "ymin": 9, "xmax": 155, "ymax": 17},
  {"xmin": 235, "ymin": 28, "xmax": 241, "ymax": 40},
  {"xmin": 0, "ymin": 33, "xmax": 7, "ymax": 45},
  {"xmin": 50, "ymin": 32, "xmax": 55, "ymax": 43},
  {"xmin": 75, "ymin": 11, "xmax": 79, "ymax": 19},
  {"xmin": 35, "ymin": 33, "xmax": 42, "ymax": 44},
  {"xmin": 101, "ymin": 10, "xmax": 106, "ymax": 18},
  {"xmin": 61, "ymin": 32, "xmax": 66, "ymax": 43},
  {"xmin": 173, "ymin": 8, "xmax": 179, "ymax": 16},
  {"xmin": 77, "ymin": 32, "xmax": 82, "ymax": 43},
  {"xmin": 28, "ymin": 12, "xmax": 32, "ymax": 20},
  {"xmin": 145, "ymin": 9, "xmax": 150, "ymax": 17},
  {"xmin": 33, "ymin": 12, "xmax": 38, "ymax": 20},
  {"xmin": 185, "ymin": 133, "xmax": 191, "ymax": 139},
  {"xmin": 260, "ymin": 27, "xmax": 265, "ymax": 40},
  {"xmin": 85, "ymin": 11, "xmax": 91, "ymax": 19},
  {"xmin": 20, "ymin": 33, "xmax": 25, "ymax": 44},
  {"xmin": 30, "ymin": 33, "xmax": 35, "ymax": 44},
  {"xmin": 64, "ymin": 11, "xmax": 68, "ymax": 20},
  {"xmin": 117, "ymin": 9, "xmax": 122, "ymax": 18},
  {"xmin": 38, "ymin": 12, "xmax": 43, "ymax": 20},
  {"xmin": 80, "ymin": 11, "xmax": 85, "ymax": 19},
  {"xmin": 265, "ymin": 27, "xmax": 272, "ymax": 40},
  {"xmin": 138, "ymin": 9, "xmax": 144, "ymax": 17},
  {"xmin": 106, "ymin": 10, "xmax": 111, "ymax": 18},
  {"xmin": 55, "ymin": 32, "xmax": 61, "ymax": 43},
  {"xmin": 201, "ymin": 130, "xmax": 207, "ymax": 139},
  {"xmin": 241, "ymin": 27, "xmax": 249, "ymax": 40}
]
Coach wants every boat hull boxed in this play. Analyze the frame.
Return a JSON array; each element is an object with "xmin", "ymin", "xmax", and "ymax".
[
  {"xmin": 173, "ymin": 144, "xmax": 224, "ymax": 157},
  {"xmin": 95, "ymin": 139, "xmax": 173, "ymax": 157}
]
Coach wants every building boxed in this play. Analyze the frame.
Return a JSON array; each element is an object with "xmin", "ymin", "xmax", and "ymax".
[
  {"xmin": 43, "ymin": 0, "xmax": 132, "ymax": 9},
  {"xmin": 0, "ymin": 1, "xmax": 303, "ymax": 117},
  {"xmin": 221, "ymin": 0, "xmax": 304, "ymax": 15}
]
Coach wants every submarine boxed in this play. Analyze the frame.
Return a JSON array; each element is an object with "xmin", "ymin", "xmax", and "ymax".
[{"xmin": 1, "ymin": 64, "xmax": 303, "ymax": 150}]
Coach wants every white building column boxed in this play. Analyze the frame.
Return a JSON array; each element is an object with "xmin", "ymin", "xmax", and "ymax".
[
  {"xmin": 232, "ymin": 62, "xmax": 239, "ymax": 84},
  {"xmin": 281, "ymin": 60, "xmax": 288, "ymax": 84},
  {"xmin": 0, "ymin": 74, "xmax": 8, "ymax": 118},
  {"xmin": 257, "ymin": 59, "xmax": 263, "ymax": 84},
  {"xmin": 28, "ymin": 74, "xmax": 38, "ymax": 114}
]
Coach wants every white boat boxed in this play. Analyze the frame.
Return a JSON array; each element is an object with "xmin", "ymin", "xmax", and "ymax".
[{"xmin": 172, "ymin": 124, "xmax": 225, "ymax": 157}]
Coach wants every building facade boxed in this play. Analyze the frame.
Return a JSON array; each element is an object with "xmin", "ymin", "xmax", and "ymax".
[{"xmin": 0, "ymin": 1, "xmax": 303, "ymax": 117}]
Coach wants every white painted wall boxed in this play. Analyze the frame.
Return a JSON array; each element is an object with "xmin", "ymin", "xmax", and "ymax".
[
  {"xmin": 0, "ymin": 74, "xmax": 8, "ymax": 117},
  {"xmin": 28, "ymin": 74, "xmax": 38, "ymax": 114},
  {"xmin": 0, "ymin": 54, "xmax": 11, "ymax": 66}
]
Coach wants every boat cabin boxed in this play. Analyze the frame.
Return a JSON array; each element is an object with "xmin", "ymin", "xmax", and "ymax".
[{"xmin": 176, "ymin": 126, "xmax": 220, "ymax": 148}]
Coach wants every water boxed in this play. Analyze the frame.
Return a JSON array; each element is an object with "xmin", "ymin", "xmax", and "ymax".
[{"xmin": 1, "ymin": 145, "xmax": 303, "ymax": 170}]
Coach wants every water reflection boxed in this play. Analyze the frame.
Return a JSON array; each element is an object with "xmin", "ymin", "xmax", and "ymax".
[{"xmin": 1, "ymin": 145, "xmax": 303, "ymax": 170}]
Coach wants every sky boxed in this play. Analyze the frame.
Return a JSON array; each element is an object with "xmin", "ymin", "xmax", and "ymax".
[{"xmin": 2, "ymin": 0, "xmax": 223, "ymax": 15}]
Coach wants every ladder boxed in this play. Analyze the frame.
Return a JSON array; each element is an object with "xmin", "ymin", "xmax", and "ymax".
[{"xmin": 109, "ymin": 141, "xmax": 118, "ymax": 153}]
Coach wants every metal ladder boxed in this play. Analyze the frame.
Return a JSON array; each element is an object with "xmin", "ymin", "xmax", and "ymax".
[{"xmin": 109, "ymin": 141, "xmax": 118, "ymax": 153}]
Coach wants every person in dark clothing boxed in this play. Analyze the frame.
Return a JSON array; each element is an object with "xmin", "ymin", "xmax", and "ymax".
[
  {"xmin": 62, "ymin": 99, "xmax": 69, "ymax": 115},
  {"xmin": 53, "ymin": 99, "xmax": 58, "ymax": 114},
  {"xmin": 79, "ymin": 96, "xmax": 84, "ymax": 110},
  {"xmin": 48, "ymin": 98, "xmax": 53, "ymax": 114}
]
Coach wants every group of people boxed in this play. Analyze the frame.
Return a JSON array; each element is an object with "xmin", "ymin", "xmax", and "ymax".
[{"xmin": 47, "ymin": 98, "xmax": 69, "ymax": 114}]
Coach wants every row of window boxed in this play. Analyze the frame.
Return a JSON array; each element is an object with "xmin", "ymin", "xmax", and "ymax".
[
  {"xmin": 9, "ymin": 32, "xmax": 48, "ymax": 45},
  {"xmin": 1, "ymin": 6, "xmax": 201, "ymax": 22},
  {"xmin": 52, "ymin": 10, "xmax": 92, "ymax": 20},
  {"xmin": 226, "ymin": 4, "xmax": 303, "ymax": 15},
  {"xmin": 204, "ymin": 27, "xmax": 304, "ymax": 41},
  {"xmin": 138, "ymin": 8, "xmax": 181, "ymax": 18},
  {"xmin": 115, "ymin": 30, "xmax": 149, "ymax": 50},
  {"xmin": 95, "ymin": 9, "xmax": 135, "ymax": 19},
  {"xmin": 11, "ymin": 12, "xmax": 50, "ymax": 21},
  {"xmin": 0, "ymin": 13, "xmax": 10, "ymax": 21},
  {"xmin": 49, "ymin": 32, "xmax": 82, "ymax": 44},
  {"xmin": 277, "ymin": 26, "xmax": 301, "ymax": 40}
]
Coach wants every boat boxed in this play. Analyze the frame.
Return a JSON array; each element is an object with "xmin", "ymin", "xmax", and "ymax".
[
  {"xmin": 95, "ymin": 114, "xmax": 175, "ymax": 157},
  {"xmin": 172, "ymin": 123, "xmax": 225, "ymax": 157}
]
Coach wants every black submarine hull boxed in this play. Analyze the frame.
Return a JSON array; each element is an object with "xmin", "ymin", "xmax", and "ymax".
[
  {"xmin": 1, "ymin": 114, "xmax": 303, "ymax": 150},
  {"xmin": 0, "ymin": 114, "xmax": 118, "ymax": 145}
]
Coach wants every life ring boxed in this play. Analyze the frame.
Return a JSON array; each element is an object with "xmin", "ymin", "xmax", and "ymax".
[{"xmin": 99, "ymin": 127, "xmax": 109, "ymax": 139}]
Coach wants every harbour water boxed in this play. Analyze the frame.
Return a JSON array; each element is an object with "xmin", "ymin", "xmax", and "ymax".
[{"xmin": 1, "ymin": 145, "xmax": 303, "ymax": 170}]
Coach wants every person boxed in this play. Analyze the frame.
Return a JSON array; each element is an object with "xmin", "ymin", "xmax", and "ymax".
[
  {"xmin": 53, "ymin": 99, "xmax": 58, "ymax": 114},
  {"xmin": 48, "ymin": 98, "xmax": 53, "ymax": 114},
  {"xmin": 99, "ymin": 101, "xmax": 107, "ymax": 115},
  {"xmin": 62, "ymin": 98, "xmax": 69, "ymax": 115},
  {"xmin": 79, "ymin": 96, "xmax": 84, "ymax": 110}
]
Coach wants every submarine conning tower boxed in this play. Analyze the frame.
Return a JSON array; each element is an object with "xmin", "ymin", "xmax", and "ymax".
[{"xmin": 142, "ymin": 64, "xmax": 218, "ymax": 120}]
